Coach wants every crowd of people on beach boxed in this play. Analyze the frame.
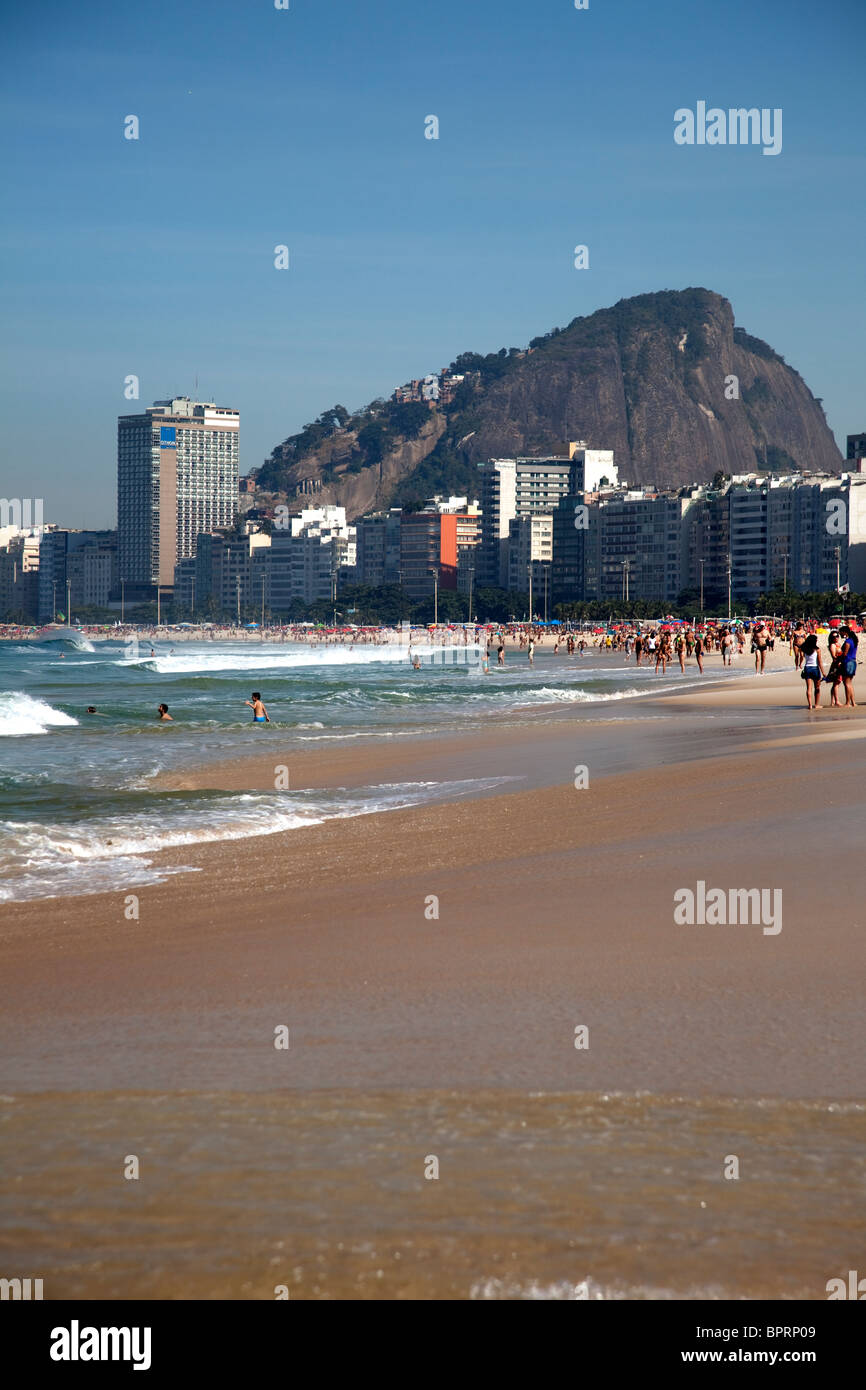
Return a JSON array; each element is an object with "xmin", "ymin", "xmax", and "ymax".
[
  {"xmin": 484, "ymin": 617, "xmax": 857, "ymax": 704},
  {"xmin": 5, "ymin": 612, "xmax": 858, "ymax": 716}
]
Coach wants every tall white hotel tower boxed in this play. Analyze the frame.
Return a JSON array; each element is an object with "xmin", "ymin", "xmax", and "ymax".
[{"xmin": 118, "ymin": 397, "xmax": 239, "ymax": 592}]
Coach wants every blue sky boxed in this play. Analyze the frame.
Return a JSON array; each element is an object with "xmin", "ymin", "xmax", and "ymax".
[{"xmin": 1, "ymin": 0, "xmax": 863, "ymax": 526}]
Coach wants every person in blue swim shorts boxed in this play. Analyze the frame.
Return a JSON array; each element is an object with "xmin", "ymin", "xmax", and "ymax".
[{"xmin": 245, "ymin": 691, "xmax": 270, "ymax": 723}]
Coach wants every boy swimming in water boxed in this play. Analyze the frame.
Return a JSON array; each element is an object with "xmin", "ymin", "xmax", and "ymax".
[{"xmin": 246, "ymin": 692, "xmax": 270, "ymax": 723}]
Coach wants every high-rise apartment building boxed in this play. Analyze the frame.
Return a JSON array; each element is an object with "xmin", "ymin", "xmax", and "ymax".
[
  {"xmin": 355, "ymin": 510, "xmax": 403, "ymax": 587},
  {"xmin": 478, "ymin": 446, "xmax": 618, "ymax": 589},
  {"xmin": 118, "ymin": 398, "xmax": 239, "ymax": 594},
  {"xmin": 507, "ymin": 514, "xmax": 553, "ymax": 593},
  {"xmin": 582, "ymin": 489, "xmax": 687, "ymax": 603},
  {"xmin": 400, "ymin": 511, "xmax": 459, "ymax": 600}
]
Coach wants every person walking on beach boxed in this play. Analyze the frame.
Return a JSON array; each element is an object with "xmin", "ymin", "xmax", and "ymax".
[
  {"xmin": 675, "ymin": 632, "xmax": 685, "ymax": 673},
  {"xmin": 634, "ymin": 634, "xmax": 643, "ymax": 666},
  {"xmin": 719, "ymin": 628, "xmax": 732, "ymax": 667},
  {"xmin": 245, "ymin": 692, "xmax": 270, "ymax": 723},
  {"xmin": 800, "ymin": 634, "xmax": 824, "ymax": 710},
  {"xmin": 157, "ymin": 703, "xmax": 173, "ymax": 721},
  {"xmin": 694, "ymin": 632, "xmax": 704, "ymax": 674},
  {"xmin": 753, "ymin": 624, "xmax": 769, "ymax": 674}
]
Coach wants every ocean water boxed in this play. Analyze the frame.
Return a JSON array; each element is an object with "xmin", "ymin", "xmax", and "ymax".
[{"xmin": 0, "ymin": 635, "xmax": 706, "ymax": 903}]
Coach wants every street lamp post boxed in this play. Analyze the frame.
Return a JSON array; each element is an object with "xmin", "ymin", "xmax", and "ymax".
[
  {"xmin": 467, "ymin": 567, "xmax": 474, "ymax": 625},
  {"xmin": 120, "ymin": 578, "xmax": 125, "ymax": 624},
  {"xmin": 236, "ymin": 575, "xmax": 241, "ymax": 628},
  {"xmin": 66, "ymin": 579, "xmax": 71, "ymax": 625},
  {"xmin": 726, "ymin": 555, "xmax": 732, "ymax": 621},
  {"xmin": 834, "ymin": 545, "xmax": 841, "ymax": 592},
  {"xmin": 52, "ymin": 580, "xmax": 57, "ymax": 623},
  {"xmin": 699, "ymin": 558, "xmax": 704, "ymax": 614},
  {"xmin": 543, "ymin": 564, "xmax": 549, "ymax": 623},
  {"xmin": 433, "ymin": 573, "xmax": 438, "ymax": 627},
  {"xmin": 528, "ymin": 565, "xmax": 533, "ymax": 627}
]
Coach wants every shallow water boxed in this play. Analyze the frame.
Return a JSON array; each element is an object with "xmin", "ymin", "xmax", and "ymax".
[{"xmin": 0, "ymin": 1089, "xmax": 861, "ymax": 1300}]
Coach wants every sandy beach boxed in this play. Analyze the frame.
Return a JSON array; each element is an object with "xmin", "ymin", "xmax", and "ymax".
[
  {"xmin": 1, "ymin": 665, "xmax": 864, "ymax": 1298},
  {"xmin": 2, "ymin": 666, "xmax": 864, "ymax": 1095}
]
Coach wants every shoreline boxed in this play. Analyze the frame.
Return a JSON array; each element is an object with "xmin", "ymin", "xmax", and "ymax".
[{"xmin": 2, "ymin": 665, "xmax": 864, "ymax": 1099}]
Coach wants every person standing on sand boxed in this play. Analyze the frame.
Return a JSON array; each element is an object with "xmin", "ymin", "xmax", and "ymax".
[
  {"xmin": 839, "ymin": 626, "xmax": 858, "ymax": 707},
  {"xmin": 675, "ymin": 632, "xmax": 685, "ymax": 673},
  {"xmin": 694, "ymin": 632, "xmax": 704, "ymax": 674},
  {"xmin": 800, "ymin": 634, "xmax": 824, "ymax": 710},
  {"xmin": 753, "ymin": 624, "xmax": 769, "ymax": 674},
  {"xmin": 825, "ymin": 630, "xmax": 843, "ymax": 706},
  {"xmin": 634, "ymin": 634, "xmax": 643, "ymax": 666}
]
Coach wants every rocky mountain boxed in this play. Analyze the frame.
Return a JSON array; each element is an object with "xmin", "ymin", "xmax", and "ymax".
[{"xmin": 256, "ymin": 289, "xmax": 842, "ymax": 516}]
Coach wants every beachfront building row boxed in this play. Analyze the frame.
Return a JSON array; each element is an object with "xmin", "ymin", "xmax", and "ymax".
[
  {"xmin": 0, "ymin": 526, "xmax": 43, "ymax": 620},
  {"xmin": 36, "ymin": 529, "xmax": 118, "ymax": 621},
  {"xmin": 0, "ymin": 524, "xmax": 119, "ymax": 621},
  {"xmin": 350, "ymin": 498, "xmax": 482, "ymax": 600},
  {"xmin": 175, "ymin": 508, "xmax": 357, "ymax": 615},
  {"xmin": 551, "ymin": 469, "xmax": 866, "ymax": 606}
]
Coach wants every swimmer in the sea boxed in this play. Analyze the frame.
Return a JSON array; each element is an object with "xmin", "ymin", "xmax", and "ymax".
[{"xmin": 245, "ymin": 692, "xmax": 270, "ymax": 723}]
